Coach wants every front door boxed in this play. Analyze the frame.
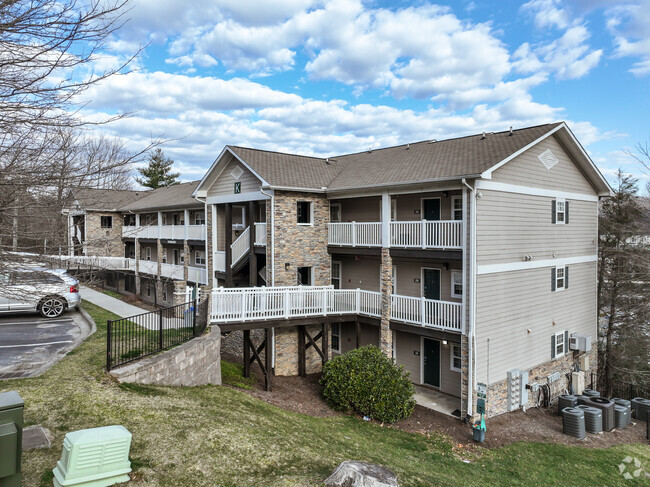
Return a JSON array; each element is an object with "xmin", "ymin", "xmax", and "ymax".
[
  {"xmin": 422, "ymin": 268, "xmax": 441, "ymax": 300},
  {"xmin": 423, "ymin": 338, "xmax": 440, "ymax": 387},
  {"xmin": 173, "ymin": 249, "xmax": 179, "ymax": 265},
  {"xmin": 423, "ymin": 198, "xmax": 441, "ymax": 221}
]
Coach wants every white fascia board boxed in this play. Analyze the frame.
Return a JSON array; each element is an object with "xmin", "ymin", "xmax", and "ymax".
[
  {"xmin": 206, "ymin": 191, "xmax": 271, "ymax": 205},
  {"xmin": 228, "ymin": 148, "xmax": 270, "ymax": 187},
  {"xmin": 193, "ymin": 146, "xmax": 230, "ymax": 196},
  {"xmin": 477, "ymin": 254, "xmax": 597, "ymax": 275},
  {"xmin": 480, "ymin": 124, "xmax": 564, "ymax": 179},
  {"xmin": 475, "ymin": 180, "xmax": 599, "ymax": 202}
]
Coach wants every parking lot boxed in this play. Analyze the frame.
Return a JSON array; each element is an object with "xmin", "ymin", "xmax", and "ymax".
[{"xmin": 0, "ymin": 311, "xmax": 90, "ymax": 379}]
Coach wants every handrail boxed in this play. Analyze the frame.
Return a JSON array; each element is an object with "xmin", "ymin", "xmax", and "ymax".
[{"xmin": 230, "ymin": 226, "xmax": 250, "ymax": 267}]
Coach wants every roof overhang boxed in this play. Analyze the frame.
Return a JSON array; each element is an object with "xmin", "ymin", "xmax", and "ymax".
[
  {"xmin": 193, "ymin": 146, "xmax": 270, "ymax": 198},
  {"xmin": 479, "ymin": 122, "xmax": 613, "ymax": 197},
  {"xmin": 325, "ymin": 175, "xmax": 481, "ymax": 198}
]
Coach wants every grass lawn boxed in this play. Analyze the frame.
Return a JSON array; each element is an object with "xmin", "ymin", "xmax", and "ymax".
[{"xmin": 2, "ymin": 301, "xmax": 648, "ymax": 486}]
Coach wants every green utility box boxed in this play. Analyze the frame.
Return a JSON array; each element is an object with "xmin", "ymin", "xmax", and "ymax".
[{"xmin": 0, "ymin": 391, "xmax": 24, "ymax": 487}]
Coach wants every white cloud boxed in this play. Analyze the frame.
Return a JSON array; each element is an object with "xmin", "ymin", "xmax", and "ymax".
[
  {"xmin": 606, "ymin": 1, "xmax": 650, "ymax": 76},
  {"xmin": 521, "ymin": 0, "xmax": 572, "ymax": 29}
]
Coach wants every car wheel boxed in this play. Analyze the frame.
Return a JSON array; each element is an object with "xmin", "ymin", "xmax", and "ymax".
[{"xmin": 39, "ymin": 296, "xmax": 66, "ymax": 318}]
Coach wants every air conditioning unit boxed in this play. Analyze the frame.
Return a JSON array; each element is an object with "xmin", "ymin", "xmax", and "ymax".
[{"xmin": 569, "ymin": 334, "xmax": 591, "ymax": 352}]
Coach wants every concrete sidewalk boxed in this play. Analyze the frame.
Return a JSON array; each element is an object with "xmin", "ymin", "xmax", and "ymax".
[{"xmin": 80, "ymin": 286, "xmax": 148, "ymax": 318}]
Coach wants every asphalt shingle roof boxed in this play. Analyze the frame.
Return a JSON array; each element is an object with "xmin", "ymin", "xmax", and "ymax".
[
  {"xmin": 223, "ymin": 123, "xmax": 563, "ymax": 191},
  {"xmin": 66, "ymin": 188, "xmax": 146, "ymax": 211},
  {"xmin": 120, "ymin": 181, "xmax": 201, "ymax": 212}
]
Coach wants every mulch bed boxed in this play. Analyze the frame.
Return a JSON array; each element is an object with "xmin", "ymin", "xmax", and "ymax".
[{"xmin": 238, "ymin": 364, "xmax": 648, "ymax": 449}]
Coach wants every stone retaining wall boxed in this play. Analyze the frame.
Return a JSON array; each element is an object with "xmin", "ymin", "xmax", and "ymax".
[{"xmin": 109, "ymin": 326, "xmax": 222, "ymax": 386}]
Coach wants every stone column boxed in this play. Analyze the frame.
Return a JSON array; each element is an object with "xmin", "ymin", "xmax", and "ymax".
[
  {"xmin": 380, "ymin": 247, "xmax": 393, "ymax": 356},
  {"xmin": 183, "ymin": 240, "xmax": 190, "ymax": 280},
  {"xmin": 156, "ymin": 238, "xmax": 164, "ymax": 304},
  {"xmin": 173, "ymin": 280, "xmax": 187, "ymax": 307},
  {"xmin": 205, "ymin": 203, "xmax": 213, "ymax": 287}
]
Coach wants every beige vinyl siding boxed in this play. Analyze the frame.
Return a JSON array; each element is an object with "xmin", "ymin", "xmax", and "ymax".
[
  {"xmin": 216, "ymin": 206, "xmax": 225, "ymax": 251},
  {"xmin": 476, "ymin": 190, "xmax": 597, "ymax": 265},
  {"xmin": 206, "ymin": 157, "xmax": 261, "ymax": 197},
  {"xmin": 439, "ymin": 342, "xmax": 461, "ymax": 396},
  {"xmin": 140, "ymin": 244, "xmax": 157, "ymax": 261},
  {"xmin": 474, "ymin": 261, "xmax": 597, "ymax": 385},
  {"xmin": 393, "ymin": 258, "xmax": 462, "ymax": 302},
  {"xmin": 492, "ymin": 135, "xmax": 597, "ymax": 195},
  {"xmin": 332, "ymin": 196, "xmax": 380, "ymax": 222},
  {"xmin": 336, "ymin": 256, "xmax": 381, "ymax": 291},
  {"xmin": 394, "ymin": 191, "xmax": 461, "ymax": 221}
]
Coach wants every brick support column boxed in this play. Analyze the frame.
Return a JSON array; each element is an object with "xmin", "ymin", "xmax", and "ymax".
[
  {"xmin": 134, "ymin": 238, "xmax": 141, "ymax": 295},
  {"xmin": 380, "ymin": 247, "xmax": 393, "ymax": 357}
]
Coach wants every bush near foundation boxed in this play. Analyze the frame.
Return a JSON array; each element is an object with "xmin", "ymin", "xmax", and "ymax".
[{"xmin": 320, "ymin": 345, "xmax": 416, "ymax": 423}]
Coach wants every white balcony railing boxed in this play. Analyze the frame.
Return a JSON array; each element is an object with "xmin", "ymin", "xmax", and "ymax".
[
  {"xmin": 122, "ymin": 224, "xmax": 206, "ymax": 240},
  {"xmin": 328, "ymin": 222, "xmax": 382, "ymax": 247},
  {"xmin": 214, "ymin": 251, "xmax": 226, "ymax": 272},
  {"xmin": 328, "ymin": 220, "xmax": 462, "ymax": 249},
  {"xmin": 139, "ymin": 259, "xmax": 157, "ymax": 275},
  {"xmin": 231, "ymin": 226, "xmax": 250, "ymax": 267},
  {"xmin": 187, "ymin": 266, "xmax": 207, "ymax": 284},
  {"xmin": 210, "ymin": 286, "xmax": 462, "ymax": 332},
  {"xmin": 254, "ymin": 222, "xmax": 267, "ymax": 246}
]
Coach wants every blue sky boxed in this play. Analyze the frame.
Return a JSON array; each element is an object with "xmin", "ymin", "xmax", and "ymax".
[{"xmin": 80, "ymin": 0, "xmax": 650, "ymax": 190}]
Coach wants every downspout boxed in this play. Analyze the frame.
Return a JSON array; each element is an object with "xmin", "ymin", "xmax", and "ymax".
[
  {"xmin": 260, "ymin": 187, "xmax": 275, "ymax": 368},
  {"xmin": 193, "ymin": 196, "xmax": 209, "ymax": 287},
  {"xmin": 462, "ymin": 178, "xmax": 476, "ymax": 418}
]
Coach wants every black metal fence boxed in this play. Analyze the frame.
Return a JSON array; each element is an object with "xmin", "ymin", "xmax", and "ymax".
[
  {"xmin": 107, "ymin": 298, "xmax": 208, "ymax": 371},
  {"xmin": 590, "ymin": 373, "xmax": 650, "ymax": 400}
]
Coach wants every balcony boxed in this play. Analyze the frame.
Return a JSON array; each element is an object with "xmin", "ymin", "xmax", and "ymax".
[
  {"xmin": 122, "ymin": 224, "xmax": 206, "ymax": 240},
  {"xmin": 210, "ymin": 286, "xmax": 462, "ymax": 332},
  {"xmin": 328, "ymin": 220, "xmax": 462, "ymax": 249}
]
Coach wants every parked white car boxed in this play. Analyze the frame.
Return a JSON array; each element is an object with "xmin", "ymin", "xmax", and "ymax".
[{"xmin": 0, "ymin": 268, "xmax": 80, "ymax": 318}]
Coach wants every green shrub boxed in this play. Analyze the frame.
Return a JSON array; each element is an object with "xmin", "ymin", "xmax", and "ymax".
[{"xmin": 320, "ymin": 345, "xmax": 416, "ymax": 423}]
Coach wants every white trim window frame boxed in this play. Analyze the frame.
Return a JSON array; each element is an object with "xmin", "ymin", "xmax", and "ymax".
[
  {"xmin": 330, "ymin": 203, "xmax": 341, "ymax": 223},
  {"xmin": 297, "ymin": 201, "xmax": 313, "ymax": 225},
  {"xmin": 162, "ymin": 248, "xmax": 167, "ymax": 264},
  {"xmin": 145, "ymin": 247, "xmax": 152, "ymax": 261},
  {"xmin": 451, "ymin": 196, "xmax": 463, "ymax": 220},
  {"xmin": 450, "ymin": 343, "xmax": 462, "ymax": 372},
  {"xmin": 331, "ymin": 261, "xmax": 341, "ymax": 289},
  {"xmin": 451, "ymin": 270, "xmax": 462, "ymax": 298},
  {"xmin": 195, "ymin": 250, "xmax": 206, "ymax": 265},
  {"xmin": 555, "ymin": 330, "xmax": 566, "ymax": 358},
  {"xmin": 554, "ymin": 266, "xmax": 566, "ymax": 291},
  {"xmin": 100, "ymin": 216, "xmax": 113, "ymax": 228},
  {"xmin": 331, "ymin": 322, "xmax": 340, "ymax": 353},
  {"xmin": 194, "ymin": 211, "xmax": 206, "ymax": 225}
]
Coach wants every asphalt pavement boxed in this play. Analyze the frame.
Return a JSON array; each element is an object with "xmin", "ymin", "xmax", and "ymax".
[{"xmin": 0, "ymin": 311, "xmax": 91, "ymax": 379}]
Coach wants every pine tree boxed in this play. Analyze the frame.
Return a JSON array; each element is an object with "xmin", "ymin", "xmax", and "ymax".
[{"xmin": 135, "ymin": 149, "xmax": 180, "ymax": 189}]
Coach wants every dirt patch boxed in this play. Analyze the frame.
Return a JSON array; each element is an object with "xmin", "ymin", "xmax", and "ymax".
[{"xmin": 236, "ymin": 363, "xmax": 648, "ymax": 449}]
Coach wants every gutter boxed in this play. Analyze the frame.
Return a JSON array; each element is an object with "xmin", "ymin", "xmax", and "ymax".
[{"xmin": 462, "ymin": 178, "xmax": 477, "ymax": 419}]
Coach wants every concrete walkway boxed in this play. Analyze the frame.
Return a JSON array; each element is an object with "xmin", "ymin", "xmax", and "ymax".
[{"xmin": 80, "ymin": 286, "xmax": 148, "ymax": 319}]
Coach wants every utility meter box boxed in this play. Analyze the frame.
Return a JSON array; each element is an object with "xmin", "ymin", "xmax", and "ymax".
[
  {"xmin": 52, "ymin": 425, "xmax": 132, "ymax": 487},
  {"xmin": 0, "ymin": 391, "xmax": 24, "ymax": 487}
]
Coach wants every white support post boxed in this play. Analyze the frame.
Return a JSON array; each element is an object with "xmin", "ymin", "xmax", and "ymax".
[
  {"xmin": 351, "ymin": 222, "xmax": 356, "ymax": 247},
  {"xmin": 420, "ymin": 296, "xmax": 425, "ymax": 326},
  {"xmin": 184, "ymin": 209, "xmax": 190, "ymax": 240},
  {"xmin": 284, "ymin": 289, "xmax": 290, "ymax": 318},
  {"xmin": 322, "ymin": 289, "xmax": 328, "ymax": 315},
  {"xmin": 157, "ymin": 211, "xmax": 162, "ymax": 238},
  {"xmin": 356, "ymin": 289, "xmax": 361, "ymax": 314},
  {"xmin": 381, "ymin": 193, "xmax": 391, "ymax": 248},
  {"xmin": 422, "ymin": 220, "xmax": 426, "ymax": 249}
]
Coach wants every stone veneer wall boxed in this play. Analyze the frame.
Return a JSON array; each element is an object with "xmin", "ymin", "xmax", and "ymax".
[
  {"xmin": 85, "ymin": 211, "xmax": 124, "ymax": 257},
  {"xmin": 460, "ymin": 334, "xmax": 470, "ymax": 418},
  {"xmin": 484, "ymin": 344, "xmax": 598, "ymax": 417},
  {"xmin": 379, "ymin": 248, "xmax": 392, "ymax": 356},
  {"xmin": 271, "ymin": 191, "xmax": 332, "ymax": 376},
  {"xmin": 109, "ymin": 326, "xmax": 222, "ymax": 386}
]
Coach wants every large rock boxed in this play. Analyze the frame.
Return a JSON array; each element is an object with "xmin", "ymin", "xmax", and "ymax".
[{"xmin": 324, "ymin": 461, "xmax": 399, "ymax": 487}]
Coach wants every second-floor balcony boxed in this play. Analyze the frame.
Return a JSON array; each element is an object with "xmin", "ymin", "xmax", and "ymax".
[
  {"xmin": 328, "ymin": 220, "xmax": 462, "ymax": 249},
  {"xmin": 122, "ymin": 224, "xmax": 206, "ymax": 241}
]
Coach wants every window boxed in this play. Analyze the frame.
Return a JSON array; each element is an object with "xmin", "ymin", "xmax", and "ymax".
[
  {"xmin": 331, "ymin": 261, "xmax": 341, "ymax": 289},
  {"xmin": 180, "ymin": 253, "xmax": 185, "ymax": 264},
  {"xmin": 297, "ymin": 266, "xmax": 312, "ymax": 285},
  {"xmin": 452, "ymin": 196, "xmax": 463, "ymax": 220},
  {"xmin": 451, "ymin": 344, "xmax": 462, "ymax": 372},
  {"xmin": 195, "ymin": 250, "xmax": 206, "ymax": 265},
  {"xmin": 391, "ymin": 198, "xmax": 397, "ymax": 221},
  {"xmin": 552, "ymin": 266, "xmax": 569, "ymax": 291},
  {"xmin": 331, "ymin": 323, "xmax": 340, "ymax": 352},
  {"xmin": 162, "ymin": 214, "xmax": 167, "ymax": 225},
  {"xmin": 146, "ymin": 283, "xmax": 151, "ymax": 297},
  {"xmin": 451, "ymin": 270, "xmax": 463, "ymax": 298},
  {"xmin": 100, "ymin": 216, "xmax": 112, "ymax": 228},
  {"xmin": 162, "ymin": 286, "xmax": 168, "ymax": 302},
  {"xmin": 194, "ymin": 212, "xmax": 205, "ymax": 225},
  {"xmin": 128, "ymin": 247, "xmax": 135, "ymax": 258},
  {"xmin": 330, "ymin": 203, "xmax": 341, "ymax": 223},
  {"xmin": 145, "ymin": 247, "xmax": 151, "ymax": 261},
  {"xmin": 553, "ymin": 331, "xmax": 567, "ymax": 358},
  {"xmin": 162, "ymin": 248, "xmax": 167, "ymax": 264},
  {"xmin": 297, "ymin": 201, "xmax": 312, "ymax": 224},
  {"xmin": 552, "ymin": 199, "xmax": 569, "ymax": 224}
]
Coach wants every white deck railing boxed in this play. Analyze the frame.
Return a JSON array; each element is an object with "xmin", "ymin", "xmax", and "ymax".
[
  {"xmin": 254, "ymin": 222, "xmax": 267, "ymax": 246},
  {"xmin": 210, "ymin": 287, "xmax": 461, "ymax": 332},
  {"xmin": 328, "ymin": 220, "xmax": 462, "ymax": 249},
  {"xmin": 328, "ymin": 222, "xmax": 382, "ymax": 247},
  {"xmin": 139, "ymin": 260, "xmax": 157, "ymax": 275},
  {"xmin": 231, "ymin": 226, "xmax": 250, "ymax": 267},
  {"xmin": 187, "ymin": 266, "xmax": 207, "ymax": 284},
  {"xmin": 122, "ymin": 224, "xmax": 206, "ymax": 240},
  {"xmin": 214, "ymin": 251, "xmax": 226, "ymax": 272}
]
